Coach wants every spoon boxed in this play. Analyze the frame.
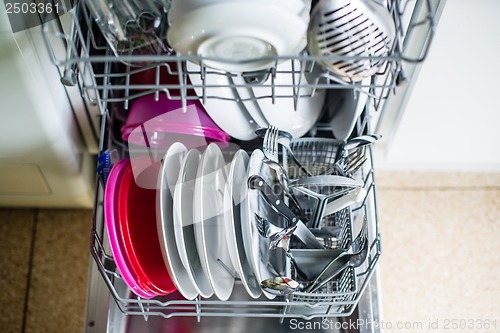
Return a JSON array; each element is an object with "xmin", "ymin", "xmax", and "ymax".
[
  {"xmin": 261, "ymin": 276, "xmax": 300, "ymax": 295},
  {"xmin": 305, "ymin": 215, "xmax": 369, "ymax": 292}
]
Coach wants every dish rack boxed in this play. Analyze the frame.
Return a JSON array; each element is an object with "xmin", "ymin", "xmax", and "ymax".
[
  {"xmin": 40, "ymin": 0, "xmax": 438, "ymax": 322},
  {"xmin": 91, "ymin": 115, "xmax": 380, "ymax": 319},
  {"xmin": 42, "ymin": 0, "xmax": 439, "ymax": 111}
]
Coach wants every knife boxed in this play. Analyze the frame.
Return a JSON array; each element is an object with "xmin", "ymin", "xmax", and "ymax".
[{"xmin": 248, "ymin": 175, "xmax": 324, "ymax": 249}]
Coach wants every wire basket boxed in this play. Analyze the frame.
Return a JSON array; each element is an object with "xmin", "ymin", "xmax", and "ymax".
[
  {"xmin": 41, "ymin": 0, "xmax": 440, "ymax": 112},
  {"xmin": 88, "ymin": 115, "xmax": 381, "ymax": 320}
]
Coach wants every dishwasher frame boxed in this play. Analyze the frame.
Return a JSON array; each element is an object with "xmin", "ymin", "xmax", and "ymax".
[{"xmin": 38, "ymin": 0, "xmax": 444, "ymax": 331}]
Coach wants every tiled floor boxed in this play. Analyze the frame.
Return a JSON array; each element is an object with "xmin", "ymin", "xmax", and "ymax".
[
  {"xmin": 376, "ymin": 171, "xmax": 500, "ymax": 333},
  {"xmin": 0, "ymin": 209, "xmax": 92, "ymax": 333},
  {"xmin": 0, "ymin": 172, "xmax": 499, "ymax": 333}
]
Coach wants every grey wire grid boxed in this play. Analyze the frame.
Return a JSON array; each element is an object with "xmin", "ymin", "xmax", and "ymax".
[
  {"xmin": 41, "ymin": 0, "xmax": 439, "ymax": 113},
  {"xmin": 87, "ymin": 109, "xmax": 381, "ymax": 320}
]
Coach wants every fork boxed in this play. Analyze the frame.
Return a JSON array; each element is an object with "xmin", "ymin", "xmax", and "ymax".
[
  {"xmin": 261, "ymin": 126, "xmax": 304, "ymax": 213},
  {"xmin": 263, "ymin": 125, "xmax": 279, "ymax": 162},
  {"xmin": 255, "ymin": 213, "xmax": 296, "ymax": 251}
]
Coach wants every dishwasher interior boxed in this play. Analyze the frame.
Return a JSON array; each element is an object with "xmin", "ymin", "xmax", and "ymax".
[{"xmin": 40, "ymin": 0, "xmax": 440, "ymax": 331}]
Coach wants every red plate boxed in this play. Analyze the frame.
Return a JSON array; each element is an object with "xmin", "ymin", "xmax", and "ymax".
[
  {"xmin": 104, "ymin": 159, "xmax": 157, "ymax": 299},
  {"xmin": 118, "ymin": 159, "xmax": 176, "ymax": 296}
]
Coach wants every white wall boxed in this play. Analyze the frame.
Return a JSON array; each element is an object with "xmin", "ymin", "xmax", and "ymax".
[{"xmin": 376, "ymin": 0, "xmax": 500, "ymax": 172}]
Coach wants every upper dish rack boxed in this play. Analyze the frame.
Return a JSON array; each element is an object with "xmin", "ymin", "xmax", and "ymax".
[{"xmin": 41, "ymin": 0, "xmax": 439, "ymax": 112}]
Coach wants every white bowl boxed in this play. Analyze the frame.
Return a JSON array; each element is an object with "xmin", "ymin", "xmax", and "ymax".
[
  {"xmin": 186, "ymin": 62, "xmax": 260, "ymax": 141},
  {"xmin": 167, "ymin": 2, "xmax": 308, "ymax": 72},
  {"xmin": 168, "ymin": 0, "xmax": 308, "ymax": 24},
  {"xmin": 244, "ymin": 60, "xmax": 326, "ymax": 138}
]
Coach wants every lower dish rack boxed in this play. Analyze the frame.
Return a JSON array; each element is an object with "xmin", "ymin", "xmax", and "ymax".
[{"xmin": 89, "ymin": 110, "xmax": 382, "ymax": 320}]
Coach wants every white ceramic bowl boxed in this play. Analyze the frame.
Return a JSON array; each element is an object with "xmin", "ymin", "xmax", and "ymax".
[
  {"xmin": 186, "ymin": 62, "xmax": 260, "ymax": 141},
  {"xmin": 168, "ymin": 0, "xmax": 309, "ymax": 25},
  {"xmin": 245, "ymin": 60, "xmax": 326, "ymax": 138},
  {"xmin": 167, "ymin": 2, "xmax": 308, "ymax": 72}
]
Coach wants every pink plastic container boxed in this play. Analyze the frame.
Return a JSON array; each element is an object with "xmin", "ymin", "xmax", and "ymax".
[{"xmin": 121, "ymin": 94, "xmax": 230, "ymax": 148}]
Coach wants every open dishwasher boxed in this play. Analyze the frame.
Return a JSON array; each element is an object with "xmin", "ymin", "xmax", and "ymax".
[{"xmin": 40, "ymin": 0, "xmax": 444, "ymax": 331}]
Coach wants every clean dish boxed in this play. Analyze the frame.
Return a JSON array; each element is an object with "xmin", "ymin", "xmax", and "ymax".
[
  {"xmin": 157, "ymin": 143, "xmax": 200, "ymax": 300},
  {"xmin": 241, "ymin": 60, "xmax": 326, "ymax": 138},
  {"xmin": 169, "ymin": 0, "xmax": 309, "ymax": 26},
  {"xmin": 173, "ymin": 149, "xmax": 214, "ymax": 298},
  {"xmin": 118, "ymin": 159, "xmax": 177, "ymax": 296},
  {"xmin": 104, "ymin": 159, "xmax": 156, "ymax": 299},
  {"xmin": 307, "ymin": 0, "xmax": 395, "ymax": 82},
  {"xmin": 122, "ymin": 94, "xmax": 230, "ymax": 148},
  {"xmin": 167, "ymin": 2, "xmax": 308, "ymax": 72},
  {"xmin": 327, "ymin": 78, "xmax": 371, "ymax": 140},
  {"xmin": 193, "ymin": 143, "xmax": 235, "ymax": 300},
  {"xmin": 244, "ymin": 149, "xmax": 287, "ymax": 299},
  {"xmin": 186, "ymin": 62, "xmax": 260, "ymax": 141},
  {"xmin": 223, "ymin": 150, "xmax": 262, "ymax": 298}
]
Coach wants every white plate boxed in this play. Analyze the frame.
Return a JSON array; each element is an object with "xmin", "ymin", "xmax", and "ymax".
[
  {"xmin": 223, "ymin": 150, "xmax": 262, "ymax": 299},
  {"xmin": 193, "ymin": 143, "xmax": 235, "ymax": 300},
  {"xmin": 248, "ymin": 60, "xmax": 326, "ymax": 138},
  {"xmin": 167, "ymin": 2, "xmax": 308, "ymax": 72},
  {"xmin": 173, "ymin": 149, "xmax": 214, "ymax": 298},
  {"xmin": 187, "ymin": 62, "xmax": 260, "ymax": 141},
  {"xmin": 244, "ymin": 149, "xmax": 287, "ymax": 299},
  {"xmin": 157, "ymin": 142, "xmax": 200, "ymax": 300}
]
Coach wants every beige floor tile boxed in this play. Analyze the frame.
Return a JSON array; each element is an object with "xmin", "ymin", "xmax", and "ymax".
[
  {"xmin": 0, "ymin": 209, "xmax": 35, "ymax": 333},
  {"xmin": 377, "ymin": 188, "xmax": 500, "ymax": 332},
  {"xmin": 25, "ymin": 209, "xmax": 92, "ymax": 333}
]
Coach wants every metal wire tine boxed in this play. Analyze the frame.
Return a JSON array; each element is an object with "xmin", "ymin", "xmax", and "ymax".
[
  {"xmin": 346, "ymin": 156, "xmax": 367, "ymax": 176},
  {"xmin": 217, "ymin": 259, "xmax": 239, "ymax": 279},
  {"xmin": 343, "ymin": 147, "xmax": 364, "ymax": 168},
  {"xmin": 255, "ymin": 213, "xmax": 268, "ymax": 238},
  {"xmin": 354, "ymin": 215, "xmax": 368, "ymax": 250},
  {"xmin": 344, "ymin": 148, "xmax": 366, "ymax": 175},
  {"xmin": 263, "ymin": 127, "xmax": 270, "ymax": 157},
  {"xmin": 344, "ymin": 146, "xmax": 364, "ymax": 164},
  {"xmin": 271, "ymin": 126, "xmax": 279, "ymax": 159}
]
